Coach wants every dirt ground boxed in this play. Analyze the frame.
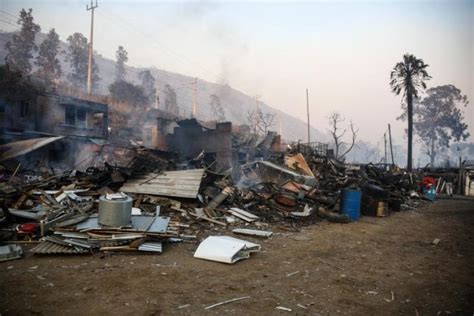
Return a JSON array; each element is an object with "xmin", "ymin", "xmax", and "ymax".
[{"xmin": 1, "ymin": 197, "xmax": 473, "ymax": 315}]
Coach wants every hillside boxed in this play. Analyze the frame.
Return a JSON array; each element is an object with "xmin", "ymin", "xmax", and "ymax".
[{"xmin": 0, "ymin": 31, "xmax": 329, "ymax": 143}]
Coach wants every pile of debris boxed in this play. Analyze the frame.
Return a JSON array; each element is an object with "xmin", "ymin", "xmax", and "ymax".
[{"xmin": 0, "ymin": 141, "xmax": 430, "ymax": 263}]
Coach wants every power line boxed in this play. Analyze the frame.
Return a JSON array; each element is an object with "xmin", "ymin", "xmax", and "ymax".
[
  {"xmin": 73, "ymin": 0, "xmax": 225, "ymax": 85},
  {"xmin": 0, "ymin": 18, "xmax": 17, "ymax": 28},
  {"xmin": 0, "ymin": 12, "xmax": 16, "ymax": 23},
  {"xmin": 96, "ymin": 9, "xmax": 226, "ymax": 84},
  {"xmin": 71, "ymin": 1, "xmax": 237, "ymax": 111},
  {"xmin": 0, "ymin": 9, "xmax": 17, "ymax": 19},
  {"xmin": 65, "ymin": 1, "xmax": 213, "ymax": 116},
  {"xmin": 126, "ymin": 66, "xmax": 195, "ymax": 100},
  {"xmin": 0, "ymin": 12, "xmax": 17, "ymax": 25},
  {"xmin": 95, "ymin": 11, "xmax": 198, "ymax": 80},
  {"xmin": 126, "ymin": 64, "xmax": 195, "ymax": 91}
]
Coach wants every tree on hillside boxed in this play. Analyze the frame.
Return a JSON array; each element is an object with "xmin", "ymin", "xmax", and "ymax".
[
  {"xmin": 35, "ymin": 28, "xmax": 61, "ymax": 85},
  {"xmin": 414, "ymin": 85, "xmax": 470, "ymax": 167},
  {"xmin": 164, "ymin": 84, "xmax": 178, "ymax": 115},
  {"xmin": 210, "ymin": 94, "xmax": 225, "ymax": 122},
  {"xmin": 390, "ymin": 53, "xmax": 431, "ymax": 171},
  {"xmin": 66, "ymin": 32, "xmax": 100, "ymax": 91},
  {"xmin": 5, "ymin": 8, "xmax": 41, "ymax": 74},
  {"xmin": 327, "ymin": 112, "xmax": 358, "ymax": 160},
  {"xmin": 109, "ymin": 80, "xmax": 148, "ymax": 107},
  {"xmin": 0, "ymin": 64, "xmax": 43, "ymax": 102},
  {"xmin": 138, "ymin": 70, "xmax": 157, "ymax": 106},
  {"xmin": 115, "ymin": 45, "xmax": 128, "ymax": 82}
]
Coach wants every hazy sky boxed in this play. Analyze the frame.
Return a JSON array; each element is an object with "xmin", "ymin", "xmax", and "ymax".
[{"xmin": 1, "ymin": 0, "xmax": 473, "ymax": 149}]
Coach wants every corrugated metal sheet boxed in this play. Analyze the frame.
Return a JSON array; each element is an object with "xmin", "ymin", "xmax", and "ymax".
[
  {"xmin": 30, "ymin": 241, "xmax": 89, "ymax": 254},
  {"xmin": 0, "ymin": 136, "xmax": 65, "ymax": 161},
  {"xmin": 120, "ymin": 169, "xmax": 205, "ymax": 198},
  {"xmin": 138, "ymin": 242, "xmax": 162, "ymax": 253}
]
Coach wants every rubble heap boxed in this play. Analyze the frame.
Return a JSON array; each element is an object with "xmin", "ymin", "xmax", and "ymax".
[{"xmin": 0, "ymin": 142, "xmax": 429, "ymax": 261}]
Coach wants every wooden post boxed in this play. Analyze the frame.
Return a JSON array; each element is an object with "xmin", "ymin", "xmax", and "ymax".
[
  {"xmin": 306, "ymin": 88, "xmax": 310, "ymax": 144},
  {"xmin": 192, "ymin": 78, "xmax": 197, "ymax": 117},
  {"xmin": 457, "ymin": 157, "xmax": 463, "ymax": 195},
  {"xmin": 388, "ymin": 123, "xmax": 395, "ymax": 166}
]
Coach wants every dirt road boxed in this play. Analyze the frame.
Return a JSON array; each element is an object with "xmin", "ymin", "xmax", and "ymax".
[{"xmin": 1, "ymin": 197, "xmax": 473, "ymax": 315}]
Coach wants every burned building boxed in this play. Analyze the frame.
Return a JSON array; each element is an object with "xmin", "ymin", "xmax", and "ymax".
[
  {"xmin": 167, "ymin": 119, "xmax": 233, "ymax": 169},
  {"xmin": 0, "ymin": 91, "xmax": 110, "ymax": 173},
  {"xmin": 165, "ymin": 118, "xmax": 283, "ymax": 171},
  {"xmin": 0, "ymin": 94, "xmax": 108, "ymax": 142},
  {"xmin": 140, "ymin": 109, "xmax": 177, "ymax": 149}
]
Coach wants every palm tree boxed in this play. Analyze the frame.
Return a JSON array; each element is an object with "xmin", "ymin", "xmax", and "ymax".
[{"xmin": 390, "ymin": 54, "xmax": 431, "ymax": 171}]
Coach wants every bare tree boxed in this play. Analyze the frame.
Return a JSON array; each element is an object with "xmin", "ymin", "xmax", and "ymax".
[
  {"xmin": 327, "ymin": 112, "xmax": 358, "ymax": 159},
  {"xmin": 246, "ymin": 108, "xmax": 276, "ymax": 135},
  {"xmin": 258, "ymin": 110, "xmax": 276, "ymax": 135},
  {"xmin": 246, "ymin": 109, "xmax": 259, "ymax": 134}
]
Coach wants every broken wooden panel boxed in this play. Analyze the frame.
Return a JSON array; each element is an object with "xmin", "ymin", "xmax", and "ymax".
[
  {"xmin": 227, "ymin": 208, "xmax": 259, "ymax": 222},
  {"xmin": 120, "ymin": 169, "xmax": 205, "ymax": 199}
]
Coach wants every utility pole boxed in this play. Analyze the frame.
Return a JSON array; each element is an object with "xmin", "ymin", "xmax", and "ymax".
[
  {"xmin": 388, "ymin": 123, "xmax": 395, "ymax": 166},
  {"xmin": 384, "ymin": 132, "xmax": 387, "ymax": 167},
  {"xmin": 306, "ymin": 88, "xmax": 310, "ymax": 144},
  {"xmin": 457, "ymin": 156, "xmax": 463, "ymax": 195},
  {"xmin": 255, "ymin": 95, "xmax": 260, "ymax": 111},
  {"xmin": 192, "ymin": 78, "xmax": 197, "ymax": 117},
  {"xmin": 252, "ymin": 95, "xmax": 260, "ymax": 135},
  {"xmin": 279, "ymin": 116, "xmax": 283, "ymax": 137},
  {"xmin": 155, "ymin": 82, "xmax": 160, "ymax": 109},
  {"xmin": 86, "ymin": 0, "xmax": 98, "ymax": 94}
]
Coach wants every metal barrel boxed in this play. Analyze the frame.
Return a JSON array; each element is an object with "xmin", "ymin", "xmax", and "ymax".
[
  {"xmin": 98, "ymin": 195, "xmax": 133, "ymax": 227},
  {"xmin": 340, "ymin": 189, "xmax": 361, "ymax": 221}
]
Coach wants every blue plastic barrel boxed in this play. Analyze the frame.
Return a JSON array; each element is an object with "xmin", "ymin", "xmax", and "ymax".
[{"xmin": 340, "ymin": 189, "xmax": 362, "ymax": 221}]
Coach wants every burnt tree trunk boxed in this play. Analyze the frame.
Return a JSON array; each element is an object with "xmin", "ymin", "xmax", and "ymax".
[
  {"xmin": 407, "ymin": 92, "xmax": 413, "ymax": 171},
  {"xmin": 430, "ymin": 138, "xmax": 436, "ymax": 167}
]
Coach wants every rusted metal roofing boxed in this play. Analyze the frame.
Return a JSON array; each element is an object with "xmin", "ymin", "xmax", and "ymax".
[
  {"xmin": 120, "ymin": 169, "xmax": 205, "ymax": 199},
  {"xmin": 0, "ymin": 136, "xmax": 64, "ymax": 161}
]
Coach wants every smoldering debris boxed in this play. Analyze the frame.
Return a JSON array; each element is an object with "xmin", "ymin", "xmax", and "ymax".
[{"xmin": 0, "ymin": 134, "xmax": 457, "ymax": 262}]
